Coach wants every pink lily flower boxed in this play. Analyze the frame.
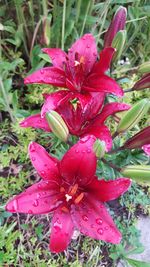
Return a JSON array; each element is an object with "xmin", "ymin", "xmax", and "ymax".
[
  {"xmin": 20, "ymin": 99, "xmax": 130, "ymax": 152},
  {"xmin": 6, "ymin": 136, "xmax": 131, "ymax": 253},
  {"xmin": 24, "ymin": 34, "xmax": 123, "ymax": 110}
]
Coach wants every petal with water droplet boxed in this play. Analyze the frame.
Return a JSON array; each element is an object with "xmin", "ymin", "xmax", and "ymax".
[
  {"xmin": 24, "ymin": 67, "xmax": 66, "ymax": 87},
  {"xmin": 28, "ymin": 142, "xmax": 60, "ymax": 182},
  {"xmin": 71, "ymin": 195, "xmax": 122, "ymax": 244},
  {"xmin": 60, "ymin": 135, "xmax": 97, "ymax": 186},
  {"xmin": 6, "ymin": 180, "xmax": 61, "ymax": 214},
  {"xmin": 42, "ymin": 48, "xmax": 67, "ymax": 69},
  {"xmin": 20, "ymin": 114, "xmax": 51, "ymax": 132},
  {"xmin": 50, "ymin": 209, "xmax": 74, "ymax": 253}
]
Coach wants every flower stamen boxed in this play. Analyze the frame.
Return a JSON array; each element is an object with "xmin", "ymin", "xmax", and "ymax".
[{"xmin": 74, "ymin": 192, "xmax": 84, "ymax": 204}]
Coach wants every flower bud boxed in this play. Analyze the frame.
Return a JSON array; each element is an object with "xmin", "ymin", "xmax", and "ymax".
[
  {"xmin": 133, "ymin": 73, "xmax": 150, "ymax": 90},
  {"xmin": 121, "ymin": 165, "xmax": 150, "ymax": 184},
  {"xmin": 138, "ymin": 61, "xmax": 150, "ymax": 74},
  {"xmin": 117, "ymin": 99, "xmax": 150, "ymax": 133},
  {"xmin": 46, "ymin": 111, "xmax": 69, "ymax": 142},
  {"xmin": 123, "ymin": 126, "xmax": 150, "ymax": 149},
  {"xmin": 42, "ymin": 16, "xmax": 51, "ymax": 46},
  {"xmin": 104, "ymin": 6, "xmax": 127, "ymax": 47},
  {"xmin": 93, "ymin": 139, "xmax": 106, "ymax": 158},
  {"xmin": 112, "ymin": 30, "xmax": 126, "ymax": 62}
]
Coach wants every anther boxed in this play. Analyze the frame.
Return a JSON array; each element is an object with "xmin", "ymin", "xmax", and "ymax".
[
  {"xmin": 74, "ymin": 192, "xmax": 84, "ymax": 204},
  {"xmin": 69, "ymin": 183, "xmax": 78, "ymax": 196}
]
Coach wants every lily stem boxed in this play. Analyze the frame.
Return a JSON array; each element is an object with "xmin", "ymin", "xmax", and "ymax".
[
  {"xmin": 102, "ymin": 158, "xmax": 121, "ymax": 172},
  {"xmin": 124, "ymin": 88, "xmax": 134, "ymax": 93},
  {"xmin": 61, "ymin": 0, "xmax": 66, "ymax": 50},
  {"xmin": 0, "ymin": 77, "xmax": 16, "ymax": 123}
]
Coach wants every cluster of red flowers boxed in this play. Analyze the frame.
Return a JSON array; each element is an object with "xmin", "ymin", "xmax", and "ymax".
[{"xmin": 6, "ymin": 7, "xmax": 150, "ymax": 253}]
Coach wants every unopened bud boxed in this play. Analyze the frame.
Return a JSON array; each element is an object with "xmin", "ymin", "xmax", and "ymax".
[
  {"xmin": 123, "ymin": 126, "xmax": 150, "ymax": 149},
  {"xmin": 104, "ymin": 6, "xmax": 127, "ymax": 47},
  {"xmin": 93, "ymin": 139, "xmax": 106, "ymax": 158},
  {"xmin": 138, "ymin": 61, "xmax": 150, "ymax": 74},
  {"xmin": 112, "ymin": 30, "xmax": 126, "ymax": 62},
  {"xmin": 117, "ymin": 99, "xmax": 150, "ymax": 133},
  {"xmin": 42, "ymin": 15, "xmax": 51, "ymax": 46},
  {"xmin": 121, "ymin": 165, "xmax": 150, "ymax": 184},
  {"xmin": 46, "ymin": 111, "xmax": 69, "ymax": 142},
  {"xmin": 133, "ymin": 73, "xmax": 150, "ymax": 90}
]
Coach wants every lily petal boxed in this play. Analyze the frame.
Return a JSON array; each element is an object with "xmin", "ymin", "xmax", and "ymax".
[
  {"xmin": 94, "ymin": 102, "xmax": 131, "ymax": 124},
  {"xmin": 92, "ymin": 47, "xmax": 115, "ymax": 74},
  {"xmin": 83, "ymin": 74, "xmax": 124, "ymax": 97},
  {"xmin": 20, "ymin": 114, "xmax": 51, "ymax": 132},
  {"xmin": 42, "ymin": 48, "xmax": 67, "ymax": 69},
  {"xmin": 60, "ymin": 135, "xmax": 97, "ymax": 185},
  {"xmin": 28, "ymin": 142, "xmax": 60, "ymax": 182},
  {"xmin": 68, "ymin": 34, "xmax": 97, "ymax": 75},
  {"xmin": 142, "ymin": 144, "xmax": 150, "ymax": 156},
  {"xmin": 71, "ymin": 196, "xmax": 122, "ymax": 244},
  {"xmin": 50, "ymin": 209, "xmax": 74, "ymax": 253},
  {"xmin": 86, "ymin": 177, "xmax": 131, "ymax": 202},
  {"xmin": 41, "ymin": 90, "xmax": 72, "ymax": 117},
  {"xmin": 6, "ymin": 180, "xmax": 61, "ymax": 214},
  {"xmin": 24, "ymin": 67, "xmax": 66, "ymax": 87}
]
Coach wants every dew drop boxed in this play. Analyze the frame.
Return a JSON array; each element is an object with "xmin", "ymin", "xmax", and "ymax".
[
  {"xmin": 96, "ymin": 218, "xmax": 103, "ymax": 225},
  {"xmin": 13, "ymin": 199, "xmax": 18, "ymax": 211},
  {"xmin": 75, "ymin": 149, "xmax": 79, "ymax": 153},
  {"xmin": 28, "ymin": 210, "xmax": 33, "ymax": 214},
  {"xmin": 31, "ymin": 157, "xmax": 36, "ymax": 161},
  {"xmin": 40, "ymin": 69, "xmax": 44, "ymax": 74},
  {"xmin": 105, "ymin": 226, "xmax": 109, "ymax": 230},
  {"xmin": 87, "ymin": 148, "xmax": 91, "ymax": 153},
  {"xmin": 97, "ymin": 228, "xmax": 103, "ymax": 235},
  {"xmin": 33, "ymin": 199, "xmax": 39, "ymax": 207},
  {"xmin": 30, "ymin": 143, "xmax": 35, "ymax": 152},
  {"xmin": 91, "ymin": 224, "xmax": 95, "ymax": 228},
  {"xmin": 86, "ymin": 44, "xmax": 90, "ymax": 48},
  {"xmin": 82, "ymin": 215, "xmax": 88, "ymax": 222}
]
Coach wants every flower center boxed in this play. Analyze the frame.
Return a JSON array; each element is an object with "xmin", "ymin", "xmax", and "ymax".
[{"xmin": 60, "ymin": 183, "xmax": 85, "ymax": 212}]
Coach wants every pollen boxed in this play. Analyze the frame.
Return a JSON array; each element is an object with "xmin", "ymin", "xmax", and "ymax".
[{"xmin": 69, "ymin": 183, "xmax": 78, "ymax": 196}]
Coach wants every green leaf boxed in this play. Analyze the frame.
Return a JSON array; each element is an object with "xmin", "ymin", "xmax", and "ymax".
[{"xmin": 126, "ymin": 258, "xmax": 150, "ymax": 267}]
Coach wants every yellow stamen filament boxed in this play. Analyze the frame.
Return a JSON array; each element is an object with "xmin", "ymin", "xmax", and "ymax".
[{"xmin": 74, "ymin": 192, "xmax": 84, "ymax": 204}]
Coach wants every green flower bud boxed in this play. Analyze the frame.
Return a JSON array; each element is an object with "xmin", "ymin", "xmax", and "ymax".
[
  {"xmin": 46, "ymin": 111, "xmax": 69, "ymax": 142},
  {"xmin": 121, "ymin": 165, "xmax": 150, "ymax": 185},
  {"xmin": 117, "ymin": 99, "xmax": 150, "ymax": 133},
  {"xmin": 138, "ymin": 61, "xmax": 150, "ymax": 74},
  {"xmin": 112, "ymin": 30, "xmax": 126, "ymax": 62},
  {"xmin": 93, "ymin": 139, "xmax": 106, "ymax": 158}
]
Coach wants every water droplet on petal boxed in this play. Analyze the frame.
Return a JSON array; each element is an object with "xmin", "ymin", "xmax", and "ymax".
[
  {"xmin": 30, "ymin": 143, "xmax": 35, "ymax": 152},
  {"xmin": 13, "ymin": 199, "xmax": 18, "ymax": 211},
  {"xmin": 87, "ymin": 148, "xmax": 91, "ymax": 153},
  {"xmin": 87, "ymin": 44, "xmax": 90, "ymax": 48},
  {"xmin": 40, "ymin": 69, "xmax": 44, "ymax": 74},
  {"xmin": 82, "ymin": 215, "xmax": 88, "ymax": 222},
  {"xmin": 31, "ymin": 157, "xmax": 36, "ymax": 161},
  {"xmin": 96, "ymin": 218, "xmax": 103, "ymax": 225},
  {"xmin": 105, "ymin": 226, "xmax": 109, "ymax": 230},
  {"xmin": 91, "ymin": 224, "xmax": 95, "ymax": 228},
  {"xmin": 33, "ymin": 199, "xmax": 39, "ymax": 207},
  {"xmin": 75, "ymin": 149, "xmax": 79, "ymax": 153},
  {"xmin": 97, "ymin": 228, "xmax": 103, "ymax": 235},
  {"xmin": 28, "ymin": 210, "xmax": 33, "ymax": 214}
]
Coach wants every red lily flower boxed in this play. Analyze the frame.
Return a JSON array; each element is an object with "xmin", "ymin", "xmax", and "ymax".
[
  {"xmin": 6, "ymin": 137, "xmax": 131, "ymax": 253},
  {"xmin": 20, "ymin": 98, "xmax": 130, "ymax": 151},
  {"xmin": 24, "ymin": 34, "xmax": 123, "ymax": 107}
]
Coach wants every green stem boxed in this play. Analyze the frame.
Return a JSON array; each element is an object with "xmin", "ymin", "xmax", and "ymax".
[
  {"xmin": 0, "ymin": 77, "xmax": 16, "ymax": 123},
  {"xmin": 102, "ymin": 158, "xmax": 121, "ymax": 172},
  {"xmin": 124, "ymin": 88, "xmax": 134, "ymax": 93},
  {"xmin": 61, "ymin": 0, "xmax": 66, "ymax": 50},
  {"xmin": 80, "ymin": 0, "xmax": 91, "ymax": 36}
]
